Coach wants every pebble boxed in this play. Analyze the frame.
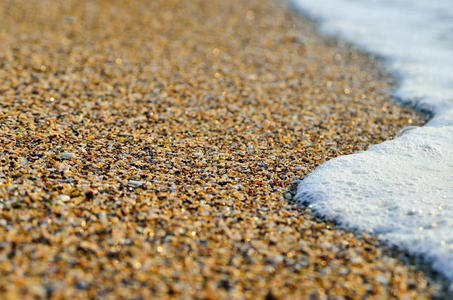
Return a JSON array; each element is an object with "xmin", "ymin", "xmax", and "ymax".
[
  {"xmin": 128, "ymin": 180, "xmax": 147, "ymax": 188},
  {"xmin": 284, "ymin": 192, "xmax": 293, "ymax": 200},
  {"xmin": 55, "ymin": 195, "xmax": 71, "ymax": 202},
  {"xmin": 59, "ymin": 153, "xmax": 75, "ymax": 160}
]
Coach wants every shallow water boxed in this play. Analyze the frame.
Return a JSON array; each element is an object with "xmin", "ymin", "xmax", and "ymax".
[{"xmin": 292, "ymin": 0, "xmax": 453, "ymax": 288}]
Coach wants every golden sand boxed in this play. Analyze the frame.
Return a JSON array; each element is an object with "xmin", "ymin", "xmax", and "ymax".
[{"xmin": 0, "ymin": 0, "xmax": 449, "ymax": 298}]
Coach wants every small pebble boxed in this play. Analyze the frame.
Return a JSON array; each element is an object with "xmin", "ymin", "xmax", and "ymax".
[
  {"xmin": 128, "ymin": 180, "xmax": 146, "ymax": 188},
  {"xmin": 60, "ymin": 153, "xmax": 75, "ymax": 160},
  {"xmin": 55, "ymin": 195, "xmax": 71, "ymax": 202}
]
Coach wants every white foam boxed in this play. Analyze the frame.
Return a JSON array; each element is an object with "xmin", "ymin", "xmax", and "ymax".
[{"xmin": 292, "ymin": 0, "xmax": 453, "ymax": 286}]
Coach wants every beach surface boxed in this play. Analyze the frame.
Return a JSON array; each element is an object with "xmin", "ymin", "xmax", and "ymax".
[{"xmin": 0, "ymin": 0, "xmax": 449, "ymax": 298}]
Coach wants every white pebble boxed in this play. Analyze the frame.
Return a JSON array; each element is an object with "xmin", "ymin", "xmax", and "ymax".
[{"xmin": 60, "ymin": 152, "xmax": 75, "ymax": 160}]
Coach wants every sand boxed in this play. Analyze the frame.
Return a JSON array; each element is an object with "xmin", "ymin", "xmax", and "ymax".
[{"xmin": 0, "ymin": 0, "xmax": 450, "ymax": 298}]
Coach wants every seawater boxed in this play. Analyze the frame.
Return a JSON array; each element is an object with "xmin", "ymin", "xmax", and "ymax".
[{"xmin": 291, "ymin": 0, "xmax": 453, "ymax": 288}]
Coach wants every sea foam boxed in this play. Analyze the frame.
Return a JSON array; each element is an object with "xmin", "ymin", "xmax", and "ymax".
[{"xmin": 291, "ymin": 0, "xmax": 453, "ymax": 286}]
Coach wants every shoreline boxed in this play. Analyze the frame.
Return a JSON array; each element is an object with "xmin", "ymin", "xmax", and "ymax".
[
  {"xmin": 292, "ymin": 0, "xmax": 453, "ymax": 290},
  {"xmin": 0, "ymin": 0, "xmax": 451, "ymax": 298},
  {"xmin": 288, "ymin": 182, "xmax": 452, "ymax": 298}
]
